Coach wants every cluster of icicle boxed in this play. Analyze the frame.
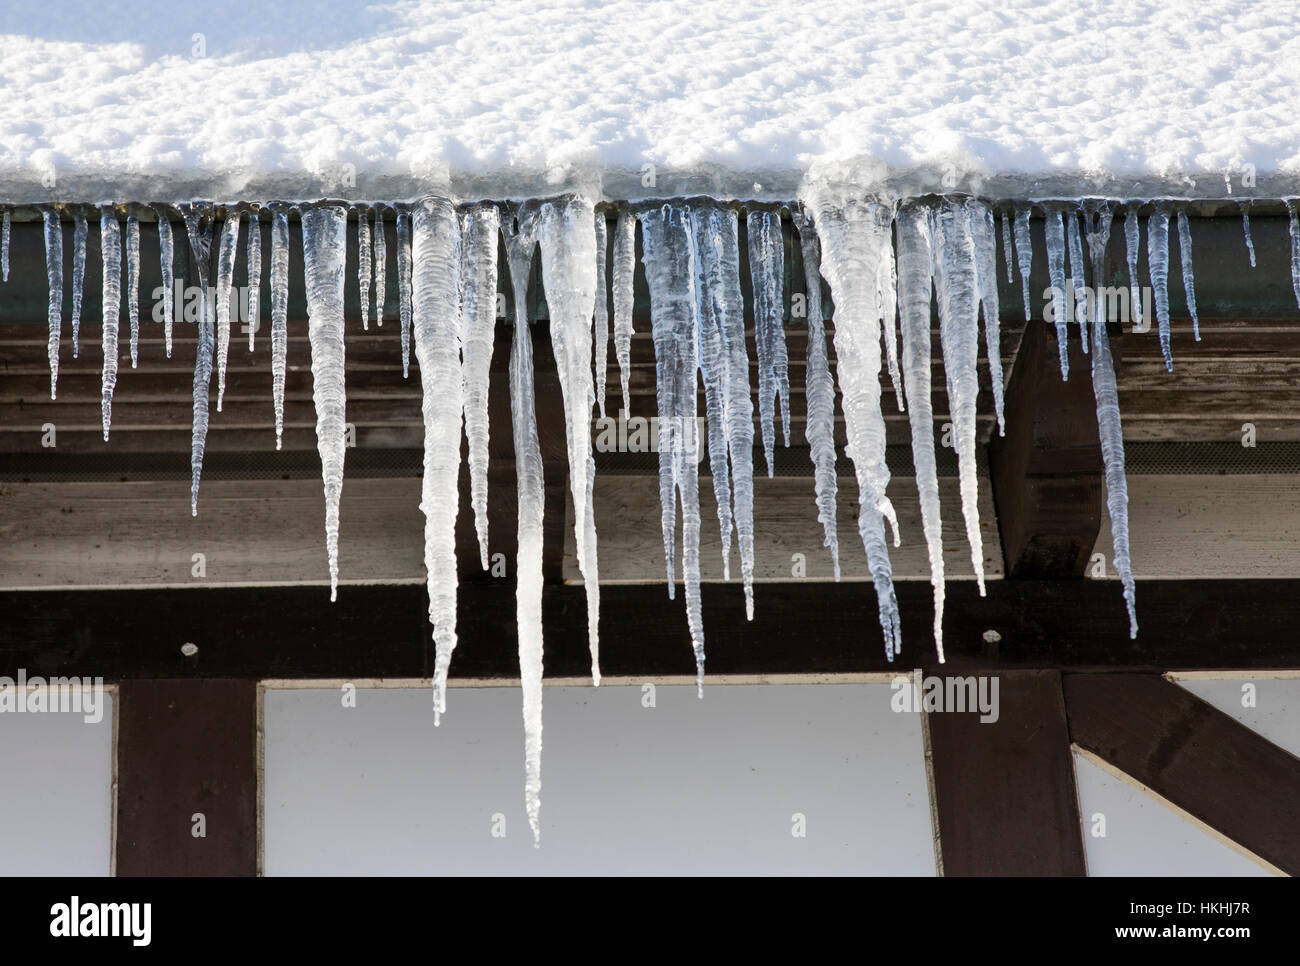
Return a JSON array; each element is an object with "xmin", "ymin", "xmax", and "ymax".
[{"xmin": 23, "ymin": 192, "xmax": 1297, "ymax": 843}]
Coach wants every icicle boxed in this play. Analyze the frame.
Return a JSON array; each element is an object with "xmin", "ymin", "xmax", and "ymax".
[
  {"xmin": 802, "ymin": 192, "xmax": 901, "ymax": 659},
  {"xmin": 1176, "ymin": 208, "xmax": 1200, "ymax": 342},
  {"xmin": 42, "ymin": 209, "xmax": 63, "ymax": 400},
  {"xmin": 877, "ymin": 208, "xmax": 905, "ymax": 412},
  {"xmin": 1, "ymin": 209, "xmax": 9, "ymax": 282},
  {"xmin": 1043, "ymin": 206, "xmax": 1070, "ymax": 378},
  {"xmin": 155, "ymin": 208, "xmax": 175, "ymax": 358},
  {"xmin": 246, "ymin": 210, "xmax": 262, "ymax": 351},
  {"xmin": 931, "ymin": 199, "xmax": 987, "ymax": 597},
  {"xmin": 502, "ymin": 208, "xmax": 545, "ymax": 845},
  {"xmin": 411, "ymin": 197, "xmax": 465, "ymax": 722},
  {"xmin": 1084, "ymin": 202, "xmax": 1137, "ymax": 639},
  {"xmin": 693, "ymin": 201, "xmax": 757, "ymax": 613},
  {"xmin": 1289, "ymin": 201, "xmax": 1300, "ymax": 310},
  {"xmin": 214, "ymin": 212, "xmax": 241, "ymax": 411},
  {"xmin": 1148, "ymin": 204, "xmax": 1173, "ymax": 371},
  {"xmin": 966, "ymin": 199, "xmax": 1006, "ymax": 435},
  {"xmin": 593, "ymin": 212, "xmax": 610, "ymax": 418},
  {"xmin": 535, "ymin": 196, "xmax": 602, "ymax": 685},
  {"xmin": 792, "ymin": 209, "xmax": 839, "ymax": 582},
  {"xmin": 1065, "ymin": 206, "xmax": 1089, "ymax": 352},
  {"xmin": 999, "ymin": 209, "xmax": 1014, "ymax": 284},
  {"xmin": 373, "ymin": 205, "xmax": 387, "ymax": 326},
  {"xmin": 1124, "ymin": 204, "xmax": 1141, "ymax": 335},
  {"xmin": 270, "ymin": 210, "xmax": 290, "ymax": 451},
  {"xmin": 611, "ymin": 210, "xmax": 637, "ymax": 414},
  {"xmin": 357, "ymin": 206, "xmax": 371, "ymax": 330},
  {"xmin": 639, "ymin": 202, "xmax": 707, "ymax": 691},
  {"xmin": 301, "ymin": 206, "xmax": 349, "ymax": 602},
  {"xmin": 71, "ymin": 214, "xmax": 87, "ymax": 359},
  {"xmin": 397, "ymin": 210, "xmax": 413, "ymax": 378},
  {"xmin": 1013, "ymin": 205, "xmax": 1033, "ymax": 322},
  {"xmin": 182, "ymin": 204, "xmax": 215, "ymax": 514},
  {"xmin": 1241, "ymin": 204, "xmax": 1256, "ymax": 268},
  {"xmin": 126, "ymin": 214, "xmax": 141, "ymax": 368},
  {"xmin": 896, "ymin": 203, "xmax": 945, "ymax": 660},
  {"xmin": 747, "ymin": 209, "xmax": 792, "ymax": 474},
  {"xmin": 459, "ymin": 203, "xmax": 501, "ymax": 572},
  {"xmin": 100, "ymin": 211, "xmax": 122, "ymax": 439}
]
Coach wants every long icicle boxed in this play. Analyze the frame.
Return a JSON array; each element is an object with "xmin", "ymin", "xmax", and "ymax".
[
  {"xmin": 1084, "ymin": 202, "xmax": 1137, "ymax": 639},
  {"xmin": 270, "ymin": 210, "xmax": 290, "ymax": 450},
  {"xmin": 1124, "ymin": 204, "xmax": 1141, "ymax": 335},
  {"xmin": 301, "ymin": 206, "xmax": 349, "ymax": 602},
  {"xmin": 535, "ymin": 196, "xmax": 602, "ymax": 685},
  {"xmin": 397, "ymin": 209, "xmax": 413, "ymax": 378},
  {"xmin": 639, "ymin": 202, "xmax": 707, "ymax": 691},
  {"xmin": 246, "ymin": 209, "xmax": 262, "ymax": 351},
  {"xmin": 182, "ymin": 204, "xmax": 215, "ymax": 514},
  {"xmin": 502, "ymin": 206, "xmax": 546, "ymax": 845},
  {"xmin": 126, "ymin": 214, "xmax": 141, "ymax": 368},
  {"xmin": 1148, "ymin": 203, "xmax": 1174, "ymax": 371},
  {"xmin": 804, "ymin": 192, "xmax": 901, "ymax": 659},
  {"xmin": 1065, "ymin": 205, "xmax": 1089, "ymax": 352},
  {"xmin": 214, "ymin": 212, "xmax": 241, "ymax": 410},
  {"xmin": 1176, "ymin": 208, "xmax": 1200, "ymax": 342},
  {"xmin": 1289, "ymin": 200, "xmax": 1300, "ymax": 311},
  {"xmin": 1013, "ymin": 205, "xmax": 1033, "ymax": 322},
  {"xmin": 100, "ymin": 209, "xmax": 121, "ymax": 439},
  {"xmin": 154, "ymin": 208, "xmax": 174, "ymax": 358},
  {"xmin": 878, "ymin": 207, "xmax": 905, "ymax": 411},
  {"xmin": 793, "ymin": 208, "xmax": 840, "ymax": 581},
  {"xmin": 412, "ymin": 197, "xmax": 465, "ymax": 723},
  {"xmin": 747, "ymin": 208, "xmax": 791, "ymax": 475},
  {"xmin": 932, "ymin": 199, "xmax": 986, "ymax": 597},
  {"xmin": 42, "ymin": 208, "xmax": 63, "ymax": 399},
  {"xmin": 1241, "ymin": 202, "xmax": 1256, "ymax": 268},
  {"xmin": 611, "ymin": 210, "xmax": 637, "ymax": 415},
  {"xmin": 896, "ymin": 202, "xmax": 945, "ymax": 660},
  {"xmin": 357, "ymin": 206, "xmax": 371, "ymax": 331},
  {"xmin": 459, "ymin": 203, "xmax": 501, "ymax": 572},
  {"xmin": 593, "ymin": 210, "xmax": 610, "ymax": 418},
  {"xmin": 967, "ymin": 199, "xmax": 1006, "ymax": 435},
  {"xmin": 1043, "ymin": 205, "xmax": 1070, "ymax": 378},
  {"xmin": 71, "ymin": 214, "xmax": 87, "ymax": 359},
  {"xmin": 373, "ymin": 205, "xmax": 387, "ymax": 326}
]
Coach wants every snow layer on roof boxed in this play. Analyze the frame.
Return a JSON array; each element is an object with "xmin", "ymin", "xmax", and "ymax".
[{"xmin": 3, "ymin": 0, "xmax": 1300, "ymax": 202}]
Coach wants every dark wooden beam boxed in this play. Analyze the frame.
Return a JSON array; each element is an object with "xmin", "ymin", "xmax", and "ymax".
[
  {"xmin": 115, "ymin": 678, "xmax": 258, "ymax": 876},
  {"xmin": 927, "ymin": 669, "xmax": 1086, "ymax": 876},
  {"xmin": 1064, "ymin": 673, "xmax": 1300, "ymax": 875},
  {"xmin": 989, "ymin": 320, "xmax": 1105, "ymax": 577},
  {"xmin": 5, "ymin": 578, "xmax": 1300, "ymax": 680}
]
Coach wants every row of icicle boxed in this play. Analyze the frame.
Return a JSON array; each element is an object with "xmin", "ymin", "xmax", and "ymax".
[{"xmin": 15, "ymin": 194, "xmax": 1300, "ymax": 843}]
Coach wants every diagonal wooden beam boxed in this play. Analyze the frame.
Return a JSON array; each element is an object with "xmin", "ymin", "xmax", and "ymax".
[{"xmin": 1064, "ymin": 672, "xmax": 1300, "ymax": 875}]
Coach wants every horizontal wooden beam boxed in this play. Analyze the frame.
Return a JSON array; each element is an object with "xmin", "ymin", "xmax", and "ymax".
[{"xmin": 4, "ymin": 578, "xmax": 1300, "ymax": 680}]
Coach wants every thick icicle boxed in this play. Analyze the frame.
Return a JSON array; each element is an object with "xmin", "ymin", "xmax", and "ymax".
[
  {"xmin": 397, "ymin": 210, "xmax": 413, "ymax": 378},
  {"xmin": 747, "ymin": 208, "xmax": 791, "ymax": 474},
  {"xmin": 877, "ymin": 209, "xmax": 905, "ymax": 412},
  {"xmin": 270, "ymin": 211, "xmax": 290, "ymax": 450},
  {"xmin": 966, "ymin": 199, "xmax": 1006, "ymax": 435},
  {"xmin": 693, "ymin": 201, "xmax": 757, "ymax": 611},
  {"xmin": 42, "ymin": 209, "xmax": 63, "ymax": 399},
  {"xmin": 931, "ymin": 200, "xmax": 987, "ymax": 596},
  {"xmin": 1084, "ymin": 203, "xmax": 1137, "ymax": 639},
  {"xmin": 593, "ymin": 211, "xmax": 610, "ymax": 418},
  {"xmin": 214, "ymin": 213, "xmax": 241, "ymax": 411},
  {"xmin": 639, "ymin": 203, "xmax": 707, "ymax": 691},
  {"xmin": 792, "ymin": 209, "xmax": 839, "ymax": 581},
  {"xmin": 1065, "ymin": 206, "xmax": 1089, "ymax": 351},
  {"xmin": 1148, "ymin": 205, "xmax": 1174, "ymax": 371},
  {"xmin": 357, "ymin": 207, "xmax": 371, "ymax": 330},
  {"xmin": 803, "ymin": 192, "xmax": 901, "ymax": 658},
  {"xmin": 182, "ymin": 205, "xmax": 215, "ymax": 514},
  {"xmin": 1289, "ymin": 201, "xmax": 1300, "ymax": 310},
  {"xmin": 502, "ymin": 208, "xmax": 545, "ymax": 845},
  {"xmin": 1241, "ymin": 204, "xmax": 1256, "ymax": 268},
  {"xmin": 373, "ymin": 205, "xmax": 387, "ymax": 326},
  {"xmin": 411, "ymin": 198, "xmax": 464, "ymax": 722},
  {"xmin": 999, "ymin": 209, "xmax": 1014, "ymax": 284},
  {"xmin": 71, "ymin": 214, "xmax": 87, "ymax": 359},
  {"xmin": 126, "ymin": 215, "xmax": 141, "ymax": 368},
  {"xmin": 100, "ymin": 211, "xmax": 121, "ymax": 439},
  {"xmin": 246, "ymin": 210, "xmax": 262, "ymax": 351},
  {"xmin": 896, "ymin": 203, "xmax": 945, "ymax": 660},
  {"xmin": 301, "ymin": 206, "xmax": 349, "ymax": 603},
  {"xmin": 535, "ymin": 196, "xmax": 602, "ymax": 685},
  {"xmin": 1, "ymin": 209, "xmax": 9, "ymax": 281},
  {"xmin": 1124, "ymin": 205, "xmax": 1141, "ymax": 333},
  {"xmin": 1043, "ymin": 206, "xmax": 1070, "ymax": 378},
  {"xmin": 459, "ymin": 203, "xmax": 501, "ymax": 572},
  {"xmin": 611, "ymin": 210, "xmax": 637, "ymax": 415},
  {"xmin": 1013, "ymin": 205, "xmax": 1033, "ymax": 322},
  {"xmin": 154, "ymin": 209, "xmax": 174, "ymax": 358},
  {"xmin": 1176, "ymin": 209, "xmax": 1200, "ymax": 342}
]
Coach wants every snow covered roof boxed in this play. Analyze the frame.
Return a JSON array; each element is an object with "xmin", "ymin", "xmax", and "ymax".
[{"xmin": 5, "ymin": 1, "xmax": 1300, "ymax": 203}]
